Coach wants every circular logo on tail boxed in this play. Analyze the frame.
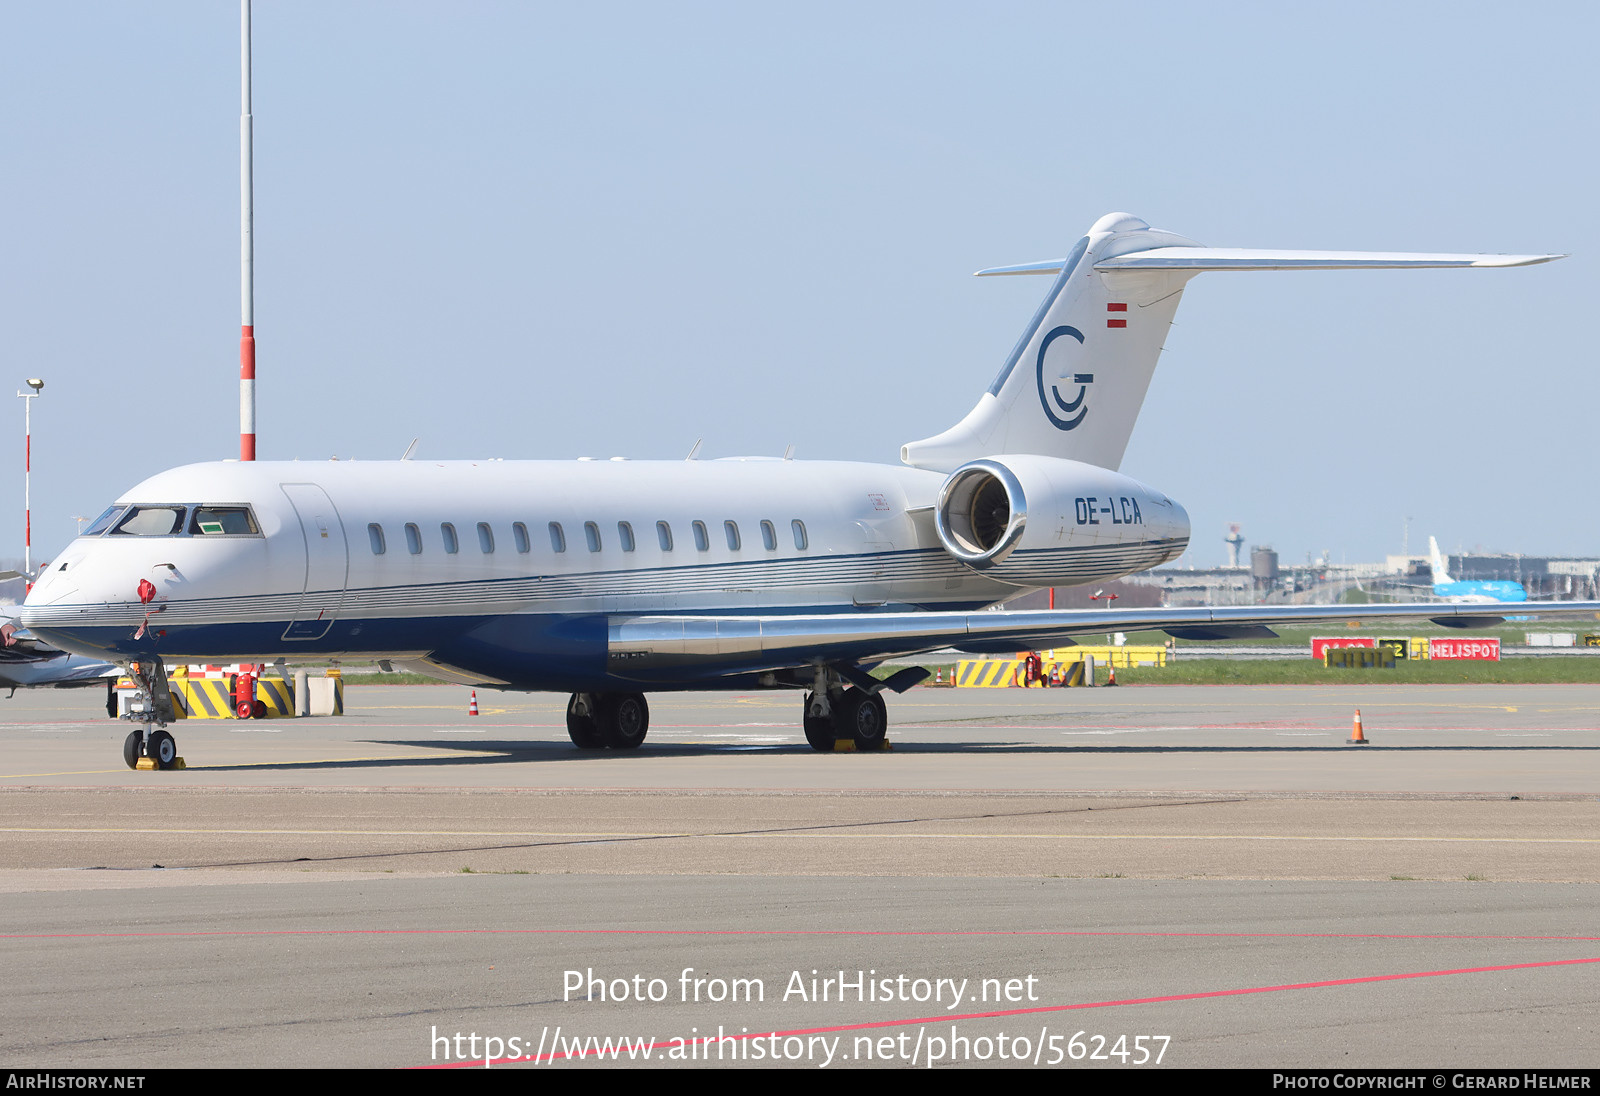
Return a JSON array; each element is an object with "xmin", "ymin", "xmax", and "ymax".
[{"xmin": 1036, "ymin": 325, "xmax": 1092, "ymax": 431}]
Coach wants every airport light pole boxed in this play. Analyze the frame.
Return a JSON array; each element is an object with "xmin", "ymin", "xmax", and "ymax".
[
  {"xmin": 240, "ymin": 0, "xmax": 256, "ymax": 461},
  {"xmin": 17, "ymin": 378, "xmax": 43, "ymax": 577}
]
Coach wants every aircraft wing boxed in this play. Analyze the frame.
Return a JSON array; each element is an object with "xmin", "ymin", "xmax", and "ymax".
[
  {"xmin": 606, "ymin": 601, "xmax": 1600, "ymax": 682},
  {"xmin": 0, "ymin": 613, "xmax": 121, "ymax": 690}
]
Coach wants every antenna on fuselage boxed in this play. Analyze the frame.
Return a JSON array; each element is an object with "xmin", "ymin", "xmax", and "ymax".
[
  {"xmin": 685, "ymin": 438, "xmax": 702, "ymax": 461},
  {"xmin": 401, "ymin": 438, "xmax": 419, "ymax": 461}
]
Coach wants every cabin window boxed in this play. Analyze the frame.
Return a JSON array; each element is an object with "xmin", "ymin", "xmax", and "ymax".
[
  {"xmin": 405, "ymin": 523, "xmax": 422, "ymax": 554},
  {"xmin": 548, "ymin": 522, "xmax": 566, "ymax": 553},
  {"xmin": 656, "ymin": 521, "xmax": 673, "ymax": 551},
  {"xmin": 760, "ymin": 519, "xmax": 777, "ymax": 551},
  {"xmin": 792, "ymin": 519, "xmax": 808, "ymax": 550},
  {"xmin": 477, "ymin": 522, "xmax": 494, "ymax": 553},
  {"xmin": 512, "ymin": 522, "xmax": 530, "ymax": 553},
  {"xmin": 585, "ymin": 521, "xmax": 602, "ymax": 552},
  {"xmin": 189, "ymin": 506, "xmax": 258, "ymax": 535},
  {"xmin": 441, "ymin": 523, "xmax": 459, "ymax": 554},
  {"xmin": 82, "ymin": 506, "xmax": 125, "ymax": 537},
  {"xmin": 692, "ymin": 520, "xmax": 709, "ymax": 551},
  {"xmin": 368, "ymin": 524, "xmax": 386, "ymax": 555},
  {"xmin": 618, "ymin": 521, "xmax": 636, "ymax": 552},
  {"xmin": 110, "ymin": 505, "xmax": 187, "ymax": 536},
  {"xmin": 724, "ymin": 520, "xmax": 741, "ymax": 550}
]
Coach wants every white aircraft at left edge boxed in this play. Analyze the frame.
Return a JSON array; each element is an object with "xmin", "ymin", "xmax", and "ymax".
[{"xmin": 23, "ymin": 212, "xmax": 1595, "ymax": 769}]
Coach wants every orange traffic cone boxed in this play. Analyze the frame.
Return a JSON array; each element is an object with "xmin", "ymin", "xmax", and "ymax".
[
  {"xmin": 1348, "ymin": 708, "xmax": 1368, "ymax": 744},
  {"xmin": 468, "ymin": 690, "xmax": 480, "ymax": 716},
  {"xmin": 934, "ymin": 668, "xmax": 943, "ymax": 686},
  {"xmin": 1105, "ymin": 664, "xmax": 1118, "ymax": 687}
]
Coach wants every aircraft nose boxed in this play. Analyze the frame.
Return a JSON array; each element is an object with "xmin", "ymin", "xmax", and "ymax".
[{"xmin": 19, "ymin": 554, "xmax": 155, "ymax": 658}]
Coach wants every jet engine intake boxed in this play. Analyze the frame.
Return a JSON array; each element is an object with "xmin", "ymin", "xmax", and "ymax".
[{"xmin": 933, "ymin": 455, "xmax": 1189, "ymax": 588}]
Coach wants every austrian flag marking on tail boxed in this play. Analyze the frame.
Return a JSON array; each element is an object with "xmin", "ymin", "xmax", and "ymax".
[{"xmin": 1107, "ymin": 303, "xmax": 1127, "ymax": 329}]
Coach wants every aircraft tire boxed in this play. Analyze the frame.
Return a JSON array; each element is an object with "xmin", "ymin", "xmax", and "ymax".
[
  {"xmin": 599, "ymin": 692, "xmax": 649, "ymax": 749},
  {"xmin": 801, "ymin": 693, "xmax": 835, "ymax": 752},
  {"xmin": 147, "ymin": 729, "xmax": 177, "ymax": 770},
  {"xmin": 565, "ymin": 694, "xmax": 605, "ymax": 749},
  {"xmin": 838, "ymin": 688, "xmax": 887, "ymax": 750},
  {"xmin": 122, "ymin": 730, "xmax": 142, "ymax": 770}
]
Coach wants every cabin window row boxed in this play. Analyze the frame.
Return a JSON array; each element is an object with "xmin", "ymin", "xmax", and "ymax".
[{"xmin": 366, "ymin": 519, "xmax": 809, "ymax": 556}]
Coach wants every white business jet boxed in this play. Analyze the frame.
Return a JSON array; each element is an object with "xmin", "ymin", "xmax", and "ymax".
[{"xmin": 22, "ymin": 213, "xmax": 1590, "ymax": 768}]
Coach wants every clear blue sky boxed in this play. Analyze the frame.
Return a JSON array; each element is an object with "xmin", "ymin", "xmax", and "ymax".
[{"xmin": 2, "ymin": 1, "xmax": 1594, "ymax": 568}]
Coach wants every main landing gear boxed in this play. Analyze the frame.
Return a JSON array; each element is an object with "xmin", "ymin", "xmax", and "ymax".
[
  {"xmin": 802, "ymin": 667, "xmax": 889, "ymax": 752},
  {"xmin": 566, "ymin": 692, "xmax": 649, "ymax": 750},
  {"xmin": 121, "ymin": 661, "xmax": 183, "ymax": 770}
]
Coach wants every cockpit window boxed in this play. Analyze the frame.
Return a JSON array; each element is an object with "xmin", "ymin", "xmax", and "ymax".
[
  {"xmin": 188, "ymin": 506, "xmax": 259, "ymax": 535},
  {"xmin": 82, "ymin": 506, "xmax": 126, "ymax": 536},
  {"xmin": 110, "ymin": 506, "xmax": 187, "ymax": 536}
]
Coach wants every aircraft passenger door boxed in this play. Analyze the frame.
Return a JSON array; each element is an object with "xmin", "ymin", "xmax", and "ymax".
[{"xmin": 280, "ymin": 483, "xmax": 349, "ymax": 641}]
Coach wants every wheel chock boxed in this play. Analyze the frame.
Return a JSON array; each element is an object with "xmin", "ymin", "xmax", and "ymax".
[
  {"xmin": 831, "ymin": 738, "xmax": 893, "ymax": 752},
  {"xmin": 173, "ymin": 757, "xmax": 187, "ymax": 769},
  {"xmin": 135, "ymin": 757, "xmax": 157, "ymax": 771}
]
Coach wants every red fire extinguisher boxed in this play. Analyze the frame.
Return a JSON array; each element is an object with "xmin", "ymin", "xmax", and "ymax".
[{"xmin": 234, "ymin": 667, "xmax": 257, "ymax": 719}]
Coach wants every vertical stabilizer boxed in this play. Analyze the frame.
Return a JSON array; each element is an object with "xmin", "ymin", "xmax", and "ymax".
[
  {"xmin": 901, "ymin": 213, "xmax": 1198, "ymax": 473},
  {"xmin": 902, "ymin": 214, "xmax": 1564, "ymax": 474},
  {"xmin": 1429, "ymin": 536, "xmax": 1454, "ymax": 585}
]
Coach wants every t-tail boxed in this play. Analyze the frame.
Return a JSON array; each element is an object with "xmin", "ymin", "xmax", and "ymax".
[
  {"xmin": 1429, "ymin": 536, "xmax": 1455, "ymax": 585},
  {"xmin": 900, "ymin": 212, "xmax": 1562, "ymax": 474}
]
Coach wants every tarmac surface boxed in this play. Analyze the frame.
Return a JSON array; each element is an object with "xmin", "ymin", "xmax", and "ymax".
[{"xmin": 1, "ymin": 682, "xmax": 1596, "ymax": 1069}]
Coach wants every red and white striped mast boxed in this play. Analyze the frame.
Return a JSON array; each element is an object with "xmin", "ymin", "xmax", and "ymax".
[
  {"xmin": 17, "ymin": 379, "xmax": 42, "ymax": 579},
  {"xmin": 239, "ymin": 0, "xmax": 256, "ymax": 461}
]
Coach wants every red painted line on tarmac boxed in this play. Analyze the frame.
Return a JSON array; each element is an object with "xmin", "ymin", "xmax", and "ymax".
[
  {"xmin": 9, "ymin": 927, "xmax": 1600, "ymax": 943},
  {"xmin": 419, "ymin": 954, "xmax": 1600, "ymax": 1067}
]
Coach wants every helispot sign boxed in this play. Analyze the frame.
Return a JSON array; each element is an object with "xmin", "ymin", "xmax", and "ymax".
[{"xmin": 1429, "ymin": 637, "xmax": 1501, "ymax": 661}]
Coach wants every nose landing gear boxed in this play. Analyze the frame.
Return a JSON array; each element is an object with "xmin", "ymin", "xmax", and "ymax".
[{"xmin": 120, "ymin": 661, "xmax": 183, "ymax": 770}]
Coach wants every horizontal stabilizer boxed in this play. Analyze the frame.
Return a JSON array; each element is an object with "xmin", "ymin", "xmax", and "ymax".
[{"xmin": 975, "ymin": 248, "xmax": 1564, "ymax": 276}]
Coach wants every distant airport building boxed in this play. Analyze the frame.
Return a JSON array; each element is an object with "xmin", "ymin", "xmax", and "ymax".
[
  {"xmin": 1438, "ymin": 554, "xmax": 1600, "ymax": 600},
  {"xmin": 1134, "ymin": 550, "xmax": 1600, "ymax": 606}
]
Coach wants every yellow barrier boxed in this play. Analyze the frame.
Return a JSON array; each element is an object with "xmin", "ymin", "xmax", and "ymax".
[
  {"xmin": 956, "ymin": 660, "xmax": 1026, "ymax": 688},
  {"xmin": 956, "ymin": 647, "xmax": 1167, "ymax": 687},
  {"xmin": 173, "ymin": 677, "xmax": 295, "ymax": 719},
  {"xmin": 1052, "ymin": 646, "xmax": 1168, "ymax": 668}
]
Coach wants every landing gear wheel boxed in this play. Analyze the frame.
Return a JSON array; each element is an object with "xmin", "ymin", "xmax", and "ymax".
[
  {"xmin": 566, "ymin": 693, "xmax": 604, "ymax": 749},
  {"xmin": 146, "ymin": 729, "xmax": 177, "ymax": 770},
  {"xmin": 802, "ymin": 692, "xmax": 835, "ymax": 752},
  {"xmin": 122, "ymin": 730, "xmax": 143, "ymax": 770},
  {"xmin": 599, "ymin": 692, "xmax": 649, "ymax": 749},
  {"xmin": 837, "ymin": 688, "xmax": 887, "ymax": 750}
]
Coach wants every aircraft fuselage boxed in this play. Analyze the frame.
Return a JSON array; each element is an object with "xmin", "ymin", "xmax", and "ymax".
[{"xmin": 23, "ymin": 458, "xmax": 1188, "ymax": 690}]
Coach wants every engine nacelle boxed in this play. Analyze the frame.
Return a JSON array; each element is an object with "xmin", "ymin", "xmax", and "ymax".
[{"xmin": 934, "ymin": 455, "xmax": 1190, "ymax": 588}]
